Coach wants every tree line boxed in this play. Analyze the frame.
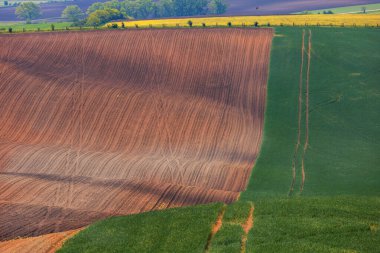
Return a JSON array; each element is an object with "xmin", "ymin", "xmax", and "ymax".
[{"xmin": 15, "ymin": 0, "xmax": 227, "ymax": 26}]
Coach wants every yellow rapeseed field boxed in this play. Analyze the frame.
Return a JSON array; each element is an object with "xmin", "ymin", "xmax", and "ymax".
[{"xmin": 108, "ymin": 14, "xmax": 380, "ymax": 28}]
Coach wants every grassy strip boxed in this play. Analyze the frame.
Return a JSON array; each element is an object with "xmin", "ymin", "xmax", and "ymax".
[
  {"xmin": 108, "ymin": 14, "xmax": 380, "ymax": 28},
  {"xmin": 247, "ymin": 196, "xmax": 380, "ymax": 253},
  {"xmin": 58, "ymin": 203, "xmax": 223, "ymax": 253},
  {"xmin": 0, "ymin": 22, "xmax": 73, "ymax": 32},
  {"xmin": 241, "ymin": 27, "xmax": 302, "ymax": 199}
]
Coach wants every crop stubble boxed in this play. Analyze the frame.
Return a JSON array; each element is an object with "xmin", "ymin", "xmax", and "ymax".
[{"xmin": 0, "ymin": 29, "xmax": 272, "ymax": 241}]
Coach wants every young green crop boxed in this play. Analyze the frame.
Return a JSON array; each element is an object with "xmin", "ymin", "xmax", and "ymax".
[{"xmin": 58, "ymin": 203, "xmax": 223, "ymax": 253}]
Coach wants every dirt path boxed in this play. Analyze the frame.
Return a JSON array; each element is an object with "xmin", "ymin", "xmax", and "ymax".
[
  {"xmin": 289, "ymin": 30, "xmax": 305, "ymax": 196},
  {"xmin": 240, "ymin": 204, "xmax": 254, "ymax": 253},
  {"xmin": 300, "ymin": 30, "xmax": 312, "ymax": 193},
  {"xmin": 204, "ymin": 206, "xmax": 226, "ymax": 252}
]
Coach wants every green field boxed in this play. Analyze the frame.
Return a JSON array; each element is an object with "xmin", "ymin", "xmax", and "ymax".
[
  {"xmin": 58, "ymin": 203, "xmax": 223, "ymax": 253},
  {"xmin": 0, "ymin": 22, "xmax": 73, "ymax": 32},
  {"xmin": 59, "ymin": 27, "xmax": 380, "ymax": 252},
  {"xmin": 242, "ymin": 27, "xmax": 380, "ymax": 200},
  {"xmin": 248, "ymin": 196, "xmax": 380, "ymax": 252},
  {"xmin": 242, "ymin": 26, "xmax": 380, "ymax": 252},
  {"xmin": 299, "ymin": 3, "xmax": 380, "ymax": 14}
]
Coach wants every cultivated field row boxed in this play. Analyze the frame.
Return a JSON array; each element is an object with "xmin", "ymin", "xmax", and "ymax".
[{"xmin": 0, "ymin": 29, "xmax": 272, "ymax": 240}]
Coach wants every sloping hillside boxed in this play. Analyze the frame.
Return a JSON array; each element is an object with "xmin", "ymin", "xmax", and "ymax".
[{"xmin": 0, "ymin": 28, "xmax": 272, "ymax": 240}]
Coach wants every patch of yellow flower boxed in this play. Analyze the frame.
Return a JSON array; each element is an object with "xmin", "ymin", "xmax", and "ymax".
[{"xmin": 108, "ymin": 14, "xmax": 380, "ymax": 28}]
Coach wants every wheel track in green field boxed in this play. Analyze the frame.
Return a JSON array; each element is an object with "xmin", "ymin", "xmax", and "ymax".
[
  {"xmin": 289, "ymin": 29, "xmax": 312, "ymax": 196},
  {"xmin": 300, "ymin": 30, "xmax": 312, "ymax": 193},
  {"xmin": 240, "ymin": 204, "xmax": 254, "ymax": 253},
  {"xmin": 289, "ymin": 29, "xmax": 305, "ymax": 196},
  {"xmin": 204, "ymin": 205, "xmax": 226, "ymax": 252}
]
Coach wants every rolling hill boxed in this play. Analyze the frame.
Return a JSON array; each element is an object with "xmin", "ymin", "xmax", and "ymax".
[{"xmin": 0, "ymin": 28, "xmax": 272, "ymax": 241}]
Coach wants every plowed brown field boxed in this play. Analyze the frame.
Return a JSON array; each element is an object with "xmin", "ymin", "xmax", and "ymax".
[
  {"xmin": 0, "ymin": 229, "xmax": 81, "ymax": 253},
  {"xmin": 0, "ymin": 29, "xmax": 272, "ymax": 242}
]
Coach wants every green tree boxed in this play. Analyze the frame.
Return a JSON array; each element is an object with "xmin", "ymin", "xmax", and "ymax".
[
  {"xmin": 86, "ymin": 13, "xmax": 101, "ymax": 26},
  {"xmin": 121, "ymin": 0, "xmax": 155, "ymax": 19},
  {"xmin": 86, "ymin": 8, "xmax": 123, "ymax": 26},
  {"xmin": 173, "ymin": 0, "xmax": 208, "ymax": 16},
  {"xmin": 62, "ymin": 5, "xmax": 84, "ymax": 23},
  {"xmin": 86, "ymin": 2, "xmax": 105, "ymax": 15},
  {"xmin": 155, "ymin": 0, "xmax": 175, "ymax": 17},
  {"xmin": 104, "ymin": 0, "xmax": 122, "ymax": 11},
  {"xmin": 208, "ymin": 0, "xmax": 227, "ymax": 14},
  {"xmin": 15, "ymin": 2, "xmax": 41, "ymax": 23}
]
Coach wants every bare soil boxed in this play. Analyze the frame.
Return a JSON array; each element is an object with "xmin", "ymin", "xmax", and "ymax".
[
  {"xmin": 0, "ymin": 29, "xmax": 272, "ymax": 241},
  {"xmin": 0, "ymin": 229, "xmax": 81, "ymax": 253}
]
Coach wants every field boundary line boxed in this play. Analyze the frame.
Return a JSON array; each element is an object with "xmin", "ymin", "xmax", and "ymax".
[
  {"xmin": 289, "ymin": 29, "xmax": 305, "ymax": 197},
  {"xmin": 47, "ymin": 229, "xmax": 83, "ymax": 253},
  {"xmin": 300, "ymin": 30, "xmax": 312, "ymax": 193}
]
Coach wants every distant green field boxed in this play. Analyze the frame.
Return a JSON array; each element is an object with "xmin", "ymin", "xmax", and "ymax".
[
  {"xmin": 0, "ymin": 22, "xmax": 73, "ymax": 32},
  {"xmin": 299, "ymin": 3, "xmax": 380, "ymax": 14}
]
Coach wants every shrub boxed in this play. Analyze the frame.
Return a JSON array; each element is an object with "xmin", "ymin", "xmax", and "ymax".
[
  {"xmin": 227, "ymin": 21, "xmax": 232, "ymax": 27},
  {"xmin": 187, "ymin": 20, "xmax": 193, "ymax": 27}
]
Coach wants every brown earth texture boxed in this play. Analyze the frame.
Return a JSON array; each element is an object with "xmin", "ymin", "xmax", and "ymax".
[{"xmin": 0, "ymin": 29, "xmax": 272, "ymax": 248}]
